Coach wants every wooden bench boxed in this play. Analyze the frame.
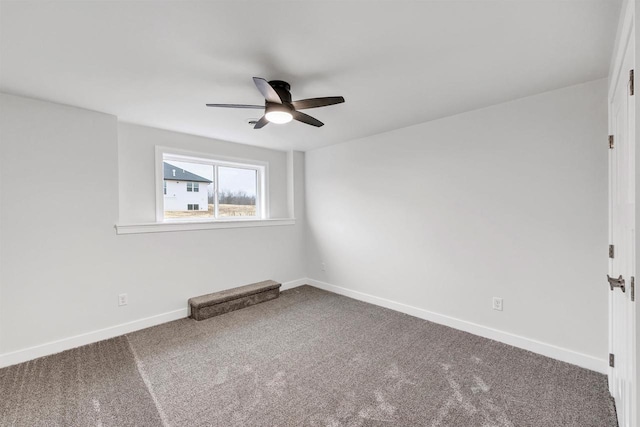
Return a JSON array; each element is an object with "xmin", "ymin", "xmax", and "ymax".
[{"xmin": 188, "ymin": 280, "xmax": 282, "ymax": 321}]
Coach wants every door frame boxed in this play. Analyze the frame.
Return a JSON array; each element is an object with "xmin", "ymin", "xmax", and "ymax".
[{"xmin": 608, "ymin": 1, "xmax": 637, "ymax": 426}]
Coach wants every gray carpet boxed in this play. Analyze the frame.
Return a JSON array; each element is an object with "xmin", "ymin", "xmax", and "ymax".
[
  {"xmin": 0, "ymin": 336, "xmax": 162, "ymax": 426},
  {"xmin": 0, "ymin": 285, "xmax": 618, "ymax": 426}
]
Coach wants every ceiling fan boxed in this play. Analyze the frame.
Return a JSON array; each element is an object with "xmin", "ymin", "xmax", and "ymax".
[{"xmin": 206, "ymin": 77, "xmax": 345, "ymax": 129}]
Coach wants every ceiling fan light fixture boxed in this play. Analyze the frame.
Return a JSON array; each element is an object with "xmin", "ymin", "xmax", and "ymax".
[
  {"xmin": 265, "ymin": 110, "xmax": 293, "ymax": 124},
  {"xmin": 206, "ymin": 77, "xmax": 344, "ymax": 129},
  {"xmin": 265, "ymin": 103, "xmax": 293, "ymax": 124}
]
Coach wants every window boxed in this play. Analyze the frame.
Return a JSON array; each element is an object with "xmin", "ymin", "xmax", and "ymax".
[
  {"xmin": 160, "ymin": 151, "xmax": 266, "ymax": 221},
  {"xmin": 218, "ymin": 167, "xmax": 257, "ymax": 217}
]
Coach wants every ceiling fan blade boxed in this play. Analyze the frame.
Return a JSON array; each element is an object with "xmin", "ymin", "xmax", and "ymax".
[
  {"xmin": 253, "ymin": 77, "xmax": 282, "ymax": 104},
  {"xmin": 292, "ymin": 111, "xmax": 324, "ymax": 127},
  {"xmin": 205, "ymin": 104, "xmax": 264, "ymax": 109},
  {"xmin": 253, "ymin": 115, "xmax": 269, "ymax": 129},
  {"xmin": 291, "ymin": 96, "xmax": 345, "ymax": 110}
]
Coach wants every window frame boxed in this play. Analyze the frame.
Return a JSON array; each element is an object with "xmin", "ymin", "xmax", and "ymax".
[{"xmin": 156, "ymin": 147, "xmax": 268, "ymax": 223}]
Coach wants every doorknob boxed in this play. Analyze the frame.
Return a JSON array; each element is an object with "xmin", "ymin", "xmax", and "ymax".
[{"xmin": 608, "ymin": 275, "xmax": 626, "ymax": 292}]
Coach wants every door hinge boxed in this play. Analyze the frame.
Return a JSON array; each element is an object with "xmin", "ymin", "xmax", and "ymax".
[
  {"xmin": 609, "ymin": 245, "xmax": 615, "ymax": 258},
  {"xmin": 609, "ymin": 135, "xmax": 614, "ymax": 149},
  {"xmin": 632, "ymin": 276, "xmax": 635, "ymax": 302},
  {"xmin": 609, "ymin": 353, "xmax": 615, "ymax": 368},
  {"xmin": 630, "ymin": 69, "xmax": 635, "ymax": 96}
]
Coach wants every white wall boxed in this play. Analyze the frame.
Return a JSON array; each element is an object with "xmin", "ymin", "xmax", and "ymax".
[
  {"xmin": 0, "ymin": 80, "xmax": 608, "ymax": 371},
  {"xmin": 0, "ymin": 93, "xmax": 119, "ymax": 356},
  {"xmin": 0, "ymin": 93, "xmax": 305, "ymax": 363},
  {"xmin": 305, "ymin": 79, "xmax": 609, "ymax": 364}
]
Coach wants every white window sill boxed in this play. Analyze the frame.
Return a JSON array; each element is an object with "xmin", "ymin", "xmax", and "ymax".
[{"xmin": 115, "ymin": 218, "xmax": 295, "ymax": 235}]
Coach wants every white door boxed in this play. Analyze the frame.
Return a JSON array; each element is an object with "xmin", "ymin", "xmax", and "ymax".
[{"xmin": 609, "ymin": 26, "xmax": 636, "ymax": 427}]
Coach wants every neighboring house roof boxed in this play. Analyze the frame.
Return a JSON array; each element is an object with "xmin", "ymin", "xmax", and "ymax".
[{"xmin": 163, "ymin": 162, "xmax": 212, "ymax": 183}]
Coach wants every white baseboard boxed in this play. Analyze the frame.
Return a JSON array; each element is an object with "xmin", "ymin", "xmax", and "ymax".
[
  {"xmin": 0, "ymin": 277, "xmax": 607, "ymax": 374},
  {"xmin": 281, "ymin": 278, "xmax": 308, "ymax": 290},
  {"xmin": 0, "ymin": 308, "xmax": 188, "ymax": 369},
  {"xmin": 0, "ymin": 278, "xmax": 312, "ymax": 368},
  {"xmin": 306, "ymin": 278, "xmax": 608, "ymax": 374}
]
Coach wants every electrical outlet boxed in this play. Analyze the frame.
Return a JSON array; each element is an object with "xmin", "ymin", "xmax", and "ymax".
[
  {"xmin": 118, "ymin": 293, "xmax": 128, "ymax": 306},
  {"xmin": 321, "ymin": 262, "xmax": 326, "ymax": 272},
  {"xmin": 492, "ymin": 297, "xmax": 503, "ymax": 311}
]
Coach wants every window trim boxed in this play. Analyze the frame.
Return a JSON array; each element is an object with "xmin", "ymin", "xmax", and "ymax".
[
  {"xmin": 115, "ymin": 218, "xmax": 295, "ymax": 235},
  {"xmin": 155, "ymin": 146, "xmax": 268, "ymax": 223}
]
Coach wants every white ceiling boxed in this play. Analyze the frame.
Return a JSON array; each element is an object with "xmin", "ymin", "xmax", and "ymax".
[{"xmin": 0, "ymin": 1, "xmax": 621, "ymax": 151}]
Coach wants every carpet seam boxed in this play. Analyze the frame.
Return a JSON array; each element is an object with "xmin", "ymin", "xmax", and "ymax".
[{"xmin": 125, "ymin": 334, "xmax": 171, "ymax": 427}]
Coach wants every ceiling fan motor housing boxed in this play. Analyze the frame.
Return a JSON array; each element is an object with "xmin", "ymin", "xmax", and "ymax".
[{"xmin": 268, "ymin": 80, "xmax": 292, "ymax": 104}]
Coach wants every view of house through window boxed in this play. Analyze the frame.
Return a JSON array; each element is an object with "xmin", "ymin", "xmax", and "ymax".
[{"xmin": 162, "ymin": 154, "xmax": 261, "ymax": 220}]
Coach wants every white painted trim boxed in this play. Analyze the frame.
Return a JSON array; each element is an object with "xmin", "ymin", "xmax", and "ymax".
[
  {"xmin": 608, "ymin": 0, "xmax": 634, "ymax": 97},
  {"xmin": 608, "ymin": 0, "xmax": 635, "ymax": 105},
  {"xmin": 0, "ymin": 277, "xmax": 605, "ymax": 374},
  {"xmin": 608, "ymin": 4, "xmax": 638, "ymax": 426},
  {"xmin": 0, "ymin": 308, "xmax": 188, "ymax": 369},
  {"xmin": 155, "ymin": 146, "xmax": 270, "ymax": 222},
  {"xmin": 115, "ymin": 218, "xmax": 295, "ymax": 235},
  {"xmin": 306, "ymin": 278, "xmax": 608, "ymax": 374},
  {"xmin": 280, "ymin": 278, "xmax": 308, "ymax": 291},
  {"xmin": 155, "ymin": 145, "xmax": 164, "ymax": 221},
  {"xmin": 0, "ymin": 278, "xmax": 305, "ymax": 368}
]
